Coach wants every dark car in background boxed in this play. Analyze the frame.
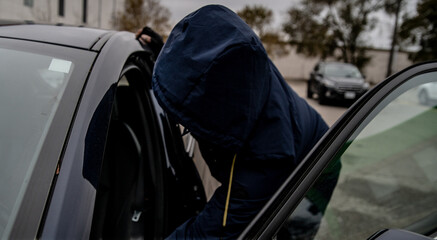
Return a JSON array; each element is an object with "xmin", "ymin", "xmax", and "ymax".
[
  {"xmin": 1, "ymin": 23, "xmax": 437, "ymax": 240},
  {"xmin": 307, "ymin": 61, "xmax": 369, "ymax": 104}
]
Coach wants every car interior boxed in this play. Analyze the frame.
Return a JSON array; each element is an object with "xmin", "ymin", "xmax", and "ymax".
[
  {"xmin": 89, "ymin": 57, "xmax": 206, "ymax": 239},
  {"xmin": 90, "ymin": 66, "xmax": 159, "ymax": 239}
]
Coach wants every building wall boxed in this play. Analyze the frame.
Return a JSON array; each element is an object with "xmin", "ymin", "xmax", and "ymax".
[
  {"xmin": 0, "ymin": 0, "xmax": 124, "ymax": 29},
  {"xmin": 272, "ymin": 46, "xmax": 413, "ymax": 84},
  {"xmin": 362, "ymin": 48, "xmax": 412, "ymax": 84},
  {"xmin": 0, "ymin": 0, "xmax": 34, "ymax": 21},
  {"xmin": 272, "ymin": 47, "xmax": 320, "ymax": 81}
]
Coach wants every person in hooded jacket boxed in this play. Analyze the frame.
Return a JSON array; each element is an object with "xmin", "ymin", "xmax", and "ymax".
[{"xmin": 138, "ymin": 5, "xmax": 329, "ymax": 239}]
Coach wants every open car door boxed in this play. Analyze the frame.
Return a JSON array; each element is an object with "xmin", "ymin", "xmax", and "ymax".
[{"xmin": 240, "ymin": 61, "xmax": 437, "ymax": 240}]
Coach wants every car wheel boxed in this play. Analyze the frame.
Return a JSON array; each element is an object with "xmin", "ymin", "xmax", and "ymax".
[
  {"xmin": 418, "ymin": 89, "xmax": 429, "ymax": 105},
  {"xmin": 318, "ymin": 88, "xmax": 327, "ymax": 105},
  {"xmin": 307, "ymin": 81, "xmax": 313, "ymax": 99}
]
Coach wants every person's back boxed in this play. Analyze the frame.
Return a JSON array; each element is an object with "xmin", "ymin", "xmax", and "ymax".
[{"xmin": 152, "ymin": 5, "xmax": 329, "ymax": 239}]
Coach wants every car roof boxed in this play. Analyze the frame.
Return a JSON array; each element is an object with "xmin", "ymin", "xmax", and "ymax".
[
  {"xmin": 0, "ymin": 24, "xmax": 115, "ymax": 50},
  {"xmin": 320, "ymin": 61, "xmax": 356, "ymax": 67}
]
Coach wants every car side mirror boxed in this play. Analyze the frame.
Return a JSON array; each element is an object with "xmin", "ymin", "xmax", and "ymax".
[{"xmin": 367, "ymin": 229, "xmax": 432, "ymax": 240}]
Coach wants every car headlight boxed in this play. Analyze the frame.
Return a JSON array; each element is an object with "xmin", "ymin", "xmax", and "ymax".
[
  {"xmin": 321, "ymin": 79, "xmax": 336, "ymax": 88},
  {"xmin": 363, "ymin": 82, "xmax": 369, "ymax": 89}
]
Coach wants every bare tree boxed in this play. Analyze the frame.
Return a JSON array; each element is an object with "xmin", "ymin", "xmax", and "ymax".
[
  {"xmin": 384, "ymin": 0, "xmax": 405, "ymax": 77},
  {"xmin": 238, "ymin": 5, "xmax": 288, "ymax": 58},
  {"xmin": 283, "ymin": 0, "xmax": 384, "ymax": 69},
  {"xmin": 238, "ymin": 5, "xmax": 272, "ymax": 37},
  {"xmin": 114, "ymin": 0, "xmax": 171, "ymax": 35},
  {"xmin": 399, "ymin": 0, "xmax": 437, "ymax": 62}
]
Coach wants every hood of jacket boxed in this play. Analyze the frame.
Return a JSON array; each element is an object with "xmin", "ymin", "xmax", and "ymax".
[{"xmin": 152, "ymin": 5, "xmax": 328, "ymax": 162}]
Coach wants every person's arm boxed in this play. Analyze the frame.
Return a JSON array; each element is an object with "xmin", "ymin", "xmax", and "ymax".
[{"xmin": 135, "ymin": 26, "xmax": 164, "ymax": 59}]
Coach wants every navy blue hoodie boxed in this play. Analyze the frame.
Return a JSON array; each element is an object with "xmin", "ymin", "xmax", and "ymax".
[
  {"xmin": 152, "ymin": 5, "xmax": 330, "ymax": 239},
  {"xmin": 152, "ymin": 5, "xmax": 328, "ymax": 164}
]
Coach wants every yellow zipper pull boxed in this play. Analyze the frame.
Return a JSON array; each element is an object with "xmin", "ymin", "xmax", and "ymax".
[{"xmin": 223, "ymin": 154, "xmax": 237, "ymax": 227}]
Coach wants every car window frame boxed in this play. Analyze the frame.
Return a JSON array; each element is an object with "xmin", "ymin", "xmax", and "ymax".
[
  {"xmin": 88, "ymin": 57, "xmax": 172, "ymax": 239},
  {"xmin": 318, "ymin": 63, "xmax": 325, "ymax": 74},
  {"xmin": 239, "ymin": 61, "xmax": 437, "ymax": 239},
  {"xmin": 37, "ymin": 32, "xmax": 147, "ymax": 239},
  {"xmin": 314, "ymin": 64, "xmax": 320, "ymax": 73}
]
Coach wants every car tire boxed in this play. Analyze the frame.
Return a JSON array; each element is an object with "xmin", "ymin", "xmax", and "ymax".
[
  {"xmin": 307, "ymin": 81, "xmax": 313, "ymax": 99},
  {"xmin": 418, "ymin": 89, "xmax": 429, "ymax": 106},
  {"xmin": 318, "ymin": 88, "xmax": 327, "ymax": 105}
]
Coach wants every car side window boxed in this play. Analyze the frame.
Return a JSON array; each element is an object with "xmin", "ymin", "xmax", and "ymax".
[{"xmin": 277, "ymin": 71, "xmax": 437, "ymax": 239}]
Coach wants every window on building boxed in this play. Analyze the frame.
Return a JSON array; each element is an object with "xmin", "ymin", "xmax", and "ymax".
[
  {"xmin": 58, "ymin": 0, "xmax": 65, "ymax": 17},
  {"xmin": 82, "ymin": 0, "xmax": 87, "ymax": 23},
  {"xmin": 24, "ymin": 0, "xmax": 33, "ymax": 7}
]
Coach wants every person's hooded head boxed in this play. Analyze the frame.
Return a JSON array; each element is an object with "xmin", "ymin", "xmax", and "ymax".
[{"xmin": 152, "ymin": 5, "xmax": 327, "ymax": 162}]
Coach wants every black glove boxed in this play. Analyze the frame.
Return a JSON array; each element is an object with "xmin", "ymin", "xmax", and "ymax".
[{"xmin": 136, "ymin": 26, "xmax": 164, "ymax": 59}]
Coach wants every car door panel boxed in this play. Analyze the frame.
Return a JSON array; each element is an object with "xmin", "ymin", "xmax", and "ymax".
[
  {"xmin": 40, "ymin": 34, "xmax": 146, "ymax": 239},
  {"xmin": 0, "ymin": 38, "xmax": 97, "ymax": 240}
]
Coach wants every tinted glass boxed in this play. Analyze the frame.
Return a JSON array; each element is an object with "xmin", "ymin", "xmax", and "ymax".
[
  {"xmin": 0, "ymin": 47, "xmax": 73, "ymax": 236},
  {"xmin": 277, "ymin": 71, "xmax": 437, "ymax": 239},
  {"xmin": 324, "ymin": 63, "xmax": 363, "ymax": 78}
]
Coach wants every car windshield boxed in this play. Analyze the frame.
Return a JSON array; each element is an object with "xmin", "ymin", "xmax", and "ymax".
[
  {"xmin": 0, "ymin": 44, "xmax": 75, "ymax": 236},
  {"xmin": 324, "ymin": 64, "xmax": 363, "ymax": 78}
]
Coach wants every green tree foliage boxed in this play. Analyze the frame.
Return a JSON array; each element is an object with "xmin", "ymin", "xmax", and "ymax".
[
  {"xmin": 237, "ymin": 5, "xmax": 289, "ymax": 58},
  {"xmin": 399, "ymin": 0, "xmax": 437, "ymax": 62},
  {"xmin": 283, "ymin": 0, "xmax": 383, "ymax": 69},
  {"xmin": 114, "ymin": 0, "xmax": 171, "ymax": 35}
]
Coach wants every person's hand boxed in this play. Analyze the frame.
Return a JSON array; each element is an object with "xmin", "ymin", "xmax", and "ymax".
[
  {"xmin": 136, "ymin": 29, "xmax": 152, "ymax": 45},
  {"xmin": 135, "ymin": 26, "xmax": 164, "ymax": 59}
]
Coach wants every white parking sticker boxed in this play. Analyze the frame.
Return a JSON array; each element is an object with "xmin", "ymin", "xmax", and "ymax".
[{"xmin": 49, "ymin": 58, "xmax": 72, "ymax": 73}]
